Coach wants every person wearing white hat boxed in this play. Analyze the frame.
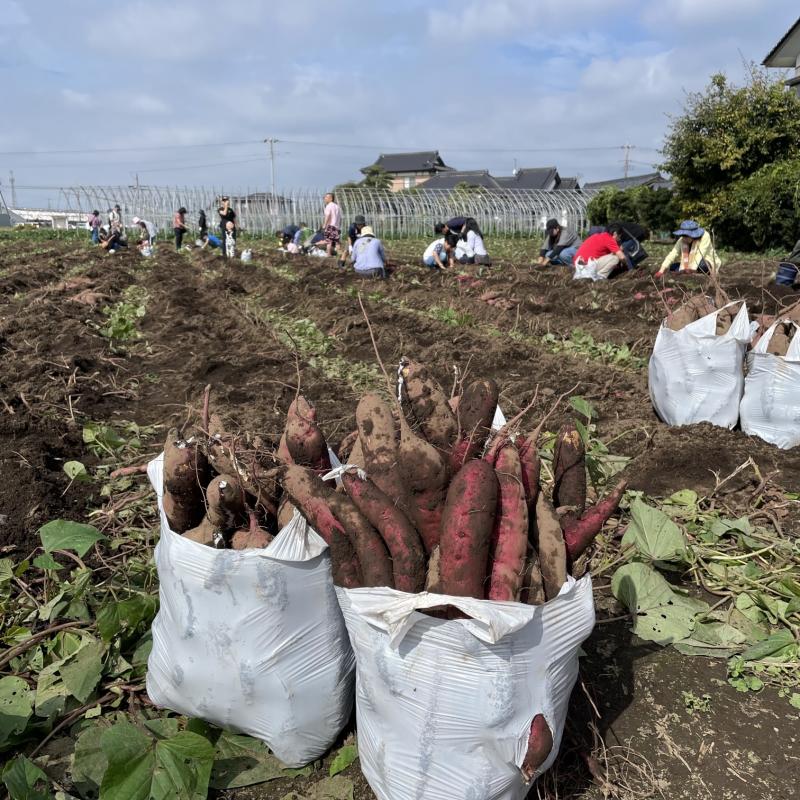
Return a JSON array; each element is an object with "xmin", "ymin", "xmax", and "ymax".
[
  {"xmin": 656, "ymin": 220, "xmax": 721, "ymax": 277},
  {"xmin": 350, "ymin": 225, "xmax": 386, "ymax": 278},
  {"xmin": 132, "ymin": 216, "xmax": 157, "ymax": 245}
]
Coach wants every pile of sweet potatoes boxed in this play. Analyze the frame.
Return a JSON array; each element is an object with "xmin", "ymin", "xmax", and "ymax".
[{"xmin": 273, "ymin": 362, "xmax": 626, "ymax": 601}]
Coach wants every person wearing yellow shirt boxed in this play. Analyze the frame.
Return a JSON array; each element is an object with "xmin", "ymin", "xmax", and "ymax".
[{"xmin": 656, "ymin": 220, "xmax": 721, "ymax": 278}]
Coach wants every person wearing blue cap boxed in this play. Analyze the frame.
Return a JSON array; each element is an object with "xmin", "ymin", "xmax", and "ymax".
[{"xmin": 656, "ymin": 220, "xmax": 721, "ymax": 277}]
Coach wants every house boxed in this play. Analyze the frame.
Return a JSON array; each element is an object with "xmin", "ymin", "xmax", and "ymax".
[
  {"xmin": 583, "ymin": 172, "xmax": 672, "ymax": 192},
  {"xmin": 494, "ymin": 167, "xmax": 561, "ymax": 191},
  {"xmin": 763, "ymin": 16, "xmax": 800, "ymax": 96},
  {"xmin": 360, "ymin": 151, "xmax": 453, "ymax": 191},
  {"xmin": 419, "ymin": 170, "xmax": 503, "ymax": 190}
]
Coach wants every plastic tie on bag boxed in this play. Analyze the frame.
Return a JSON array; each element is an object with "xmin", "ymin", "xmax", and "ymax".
[{"xmin": 322, "ymin": 464, "xmax": 367, "ymax": 483}]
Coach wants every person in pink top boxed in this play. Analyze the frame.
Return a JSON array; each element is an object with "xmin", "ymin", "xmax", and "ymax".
[
  {"xmin": 173, "ymin": 207, "xmax": 188, "ymax": 251},
  {"xmin": 322, "ymin": 192, "xmax": 342, "ymax": 256}
]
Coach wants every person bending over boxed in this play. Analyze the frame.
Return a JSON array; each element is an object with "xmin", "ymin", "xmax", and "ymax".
[
  {"xmin": 656, "ymin": 221, "xmax": 721, "ymax": 277},
  {"xmin": 573, "ymin": 223, "xmax": 626, "ymax": 279},
  {"xmin": 423, "ymin": 223, "xmax": 448, "ymax": 268},
  {"xmin": 351, "ymin": 225, "xmax": 386, "ymax": 278},
  {"xmin": 538, "ymin": 218, "xmax": 581, "ymax": 266}
]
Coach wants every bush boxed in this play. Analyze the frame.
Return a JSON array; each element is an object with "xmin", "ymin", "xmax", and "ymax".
[
  {"xmin": 708, "ymin": 159, "xmax": 800, "ymax": 252},
  {"xmin": 586, "ymin": 186, "xmax": 678, "ymax": 234}
]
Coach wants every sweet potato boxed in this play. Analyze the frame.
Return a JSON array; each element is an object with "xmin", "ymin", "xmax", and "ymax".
[
  {"xmin": 182, "ymin": 516, "xmax": 219, "ymax": 547},
  {"xmin": 521, "ymin": 714, "xmax": 553, "ymax": 781},
  {"xmin": 277, "ymin": 432, "xmax": 292, "ymax": 465},
  {"xmin": 715, "ymin": 302, "xmax": 743, "ymax": 336},
  {"xmin": 206, "ymin": 474, "xmax": 247, "ymax": 532},
  {"xmin": 552, "ymin": 422, "xmax": 586, "ymax": 523},
  {"xmin": 516, "ymin": 434, "xmax": 541, "ymax": 511},
  {"xmin": 766, "ymin": 324, "xmax": 791, "ymax": 356},
  {"xmin": 487, "ymin": 445, "xmax": 529, "ymax": 602},
  {"xmin": 347, "ymin": 437, "xmax": 366, "ymax": 470},
  {"xmin": 231, "ymin": 510, "xmax": 273, "ymax": 550},
  {"xmin": 397, "ymin": 413, "xmax": 449, "ymax": 554},
  {"xmin": 425, "ymin": 545, "xmax": 442, "ymax": 593},
  {"xmin": 280, "ymin": 465, "xmax": 362, "ymax": 588},
  {"xmin": 519, "ymin": 548, "xmax": 545, "ymax": 605},
  {"xmin": 532, "ymin": 493, "xmax": 567, "ymax": 601},
  {"xmin": 326, "ymin": 491, "xmax": 394, "ymax": 588},
  {"xmin": 667, "ymin": 295, "xmax": 716, "ymax": 331},
  {"xmin": 277, "ymin": 496, "xmax": 296, "ymax": 529},
  {"xmin": 439, "ymin": 459, "xmax": 499, "ymax": 599},
  {"xmin": 342, "ymin": 471, "xmax": 425, "ymax": 593},
  {"xmin": 337, "ymin": 429, "xmax": 359, "ymax": 462},
  {"xmin": 401, "ymin": 360, "xmax": 458, "ymax": 451},
  {"xmin": 285, "ymin": 395, "xmax": 331, "ymax": 472},
  {"xmin": 450, "ymin": 379, "xmax": 499, "ymax": 472},
  {"xmin": 163, "ymin": 429, "xmax": 207, "ymax": 533},
  {"xmin": 562, "ymin": 479, "xmax": 627, "ymax": 564}
]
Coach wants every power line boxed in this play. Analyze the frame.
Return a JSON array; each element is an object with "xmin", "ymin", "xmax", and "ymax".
[{"xmin": 0, "ymin": 140, "xmax": 263, "ymax": 156}]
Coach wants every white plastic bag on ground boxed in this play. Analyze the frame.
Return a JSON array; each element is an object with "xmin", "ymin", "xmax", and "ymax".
[
  {"xmin": 648, "ymin": 302, "xmax": 754, "ymax": 429},
  {"xmin": 337, "ymin": 576, "xmax": 595, "ymax": 800},
  {"xmin": 146, "ymin": 455, "xmax": 355, "ymax": 767},
  {"xmin": 739, "ymin": 320, "xmax": 800, "ymax": 449},
  {"xmin": 572, "ymin": 259, "xmax": 603, "ymax": 281}
]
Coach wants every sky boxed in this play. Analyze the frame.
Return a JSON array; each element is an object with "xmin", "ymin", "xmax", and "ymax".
[{"xmin": 1, "ymin": 0, "xmax": 798, "ymax": 208}]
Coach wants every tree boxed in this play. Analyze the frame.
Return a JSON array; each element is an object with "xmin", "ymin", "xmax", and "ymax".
[
  {"xmin": 360, "ymin": 166, "xmax": 392, "ymax": 190},
  {"xmin": 662, "ymin": 70, "xmax": 800, "ymax": 206}
]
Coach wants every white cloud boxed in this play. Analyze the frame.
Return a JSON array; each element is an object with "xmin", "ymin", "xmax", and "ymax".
[
  {"xmin": 61, "ymin": 89, "xmax": 93, "ymax": 108},
  {"xmin": 0, "ymin": 0, "xmax": 28, "ymax": 27},
  {"xmin": 130, "ymin": 94, "xmax": 168, "ymax": 114}
]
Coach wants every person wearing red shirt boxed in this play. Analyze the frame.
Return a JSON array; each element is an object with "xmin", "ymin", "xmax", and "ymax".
[{"xmin": 573, "ymin": 223, "xmax": 626, "ymax": 279}]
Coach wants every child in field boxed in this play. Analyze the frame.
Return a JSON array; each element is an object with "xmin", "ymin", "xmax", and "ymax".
[{"xmin": 224, "ymin": 221, "xmax": 236, "ymax": 259}]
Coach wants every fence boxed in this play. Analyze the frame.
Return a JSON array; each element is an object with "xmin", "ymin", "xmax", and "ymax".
[{"xmin": 21, "ymin": 185, "xmax": 594, "ymax": 238}]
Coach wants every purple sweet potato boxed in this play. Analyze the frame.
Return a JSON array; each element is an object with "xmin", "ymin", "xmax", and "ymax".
[
  {"xmin": 285, "ymin": 396, "xmax": 331, "ymax": 472},
  {"xmin": 562, "ymin": 479, "xmax": 627, "ymax": 564},
  {"xmin": 206, "ymin": 473, "xmax": 247, "ymax": 532},
  {"xmin": 450, "ymin": 378, "xmax": 499, "ymax": 472},
  {"xmin": 162, "ymin": 429, "xmax": 208, "ymax": 533},
  {"xmin": 342, "ymin": 470, "xmax": 425, "ymax": 593},
  {"xmin": 401, "ymin": 360, "xmax": 458, "ymax": 451},
  {"xmin": 439, "ymin": 459, "xmax": 499, "ymax": 599},
  {"xmin": 487, "ymin": 445, "xmax": 529, "ymax": 602},
  {"xmin": 516, "ymin": 434, "xmax": 541, "ymax": 511},
  {"xmin": 519, "ymin": 547, "xmax": 546, "ymax": 605},
  {"xmin": 397, "ymin": 412, "xmax": 449, "ymax": 554},
  {"xmin": 182, "ymin": 516, "xmax": 219, "ymax": 547},
  {"xmin": 532, "ymin": 492, "xmax": 567, "ymax": 601},
  {"xmin": 231, "ymin": 510, "xmax": 274, "ymax": 550},
  {"xmin": 280, "ymin": 465, "xmax": 362, "ymax": 588},
  {"xmin": 552, "ymin": 422, "xmax": 586, "ymax": 524},
  {"xmin": 521, "ymin": 714, "xmax": 553, "ymax": 780},
  {"xmin": 326, "ymin": 490, "xmax": 394, "ymax": 588}
]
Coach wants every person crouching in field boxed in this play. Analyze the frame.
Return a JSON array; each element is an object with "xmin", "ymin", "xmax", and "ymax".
[
  {"xmin": 461, "ymin": 219, "xmax": 492, "ymax": 266},
  {"xmin": 423, "ymin": 223, "xmax": 449, "ymax": 268},
  {"xmin": 656, "ymin": 220, "xmax": 721, "ymax": 277},
  {"xmin": 351, "ymin": 225, "xmax": 386, "ymax": 278},
  {"xmin": 538, "ymin": 218, "xmax": 581, "ymax": 266},
  {"xmin": 572, "ymin": 223, "xmax": 627, "ymax": 280}
]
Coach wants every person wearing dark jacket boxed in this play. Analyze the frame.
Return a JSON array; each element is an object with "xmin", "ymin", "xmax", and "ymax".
[
  {"xmin": 198, "ymin": 210, "xmax": 208, "ymax": 238},
  {"xmin": 608, "ymin": 220, "xmax": 650, "ymax": 270},
  {"xmin": 538, "ymin": 219, "xmax": 581, "ymax": 266}
]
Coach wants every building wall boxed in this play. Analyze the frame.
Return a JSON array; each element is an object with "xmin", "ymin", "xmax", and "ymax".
[{"xmin": 389, "ymin": 173, "xmax": 434, "ymax": 192}]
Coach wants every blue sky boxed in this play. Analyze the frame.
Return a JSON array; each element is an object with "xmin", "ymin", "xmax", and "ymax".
[{"xmin": 2, "ymin": 0, "xmax": 798, "ymax": 207}]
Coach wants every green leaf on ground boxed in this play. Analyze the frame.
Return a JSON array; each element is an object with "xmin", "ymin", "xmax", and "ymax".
[
  {"xmin": 72, "ymin": 723, "xmax": 112, "ymax": 793},
  {"xmin": 38, "ymin": 520, "xmax": 105, "ymax": 558},
  {"xmin": 96, "ymin": 595, "xmax": 158, "ymax": 642},
  {"xmin": 99, "ymin": 721, "xmax": 214, "ymax": 800},
  {"xmin": 32, "ymin": 554, "xmax": 62, "ymax": 571},
  {"xmin": 673, "ymin": 621, "xmax": 747, "ymax": 657},
  {"xmin": 0, "ymin": 677, "xmax": 34, "ymax": 747},
  {"xmin": 740, "ymin": 630, "xmax": 797, "ymax": 662},
  {"xmin": 1, "ymin": 755, "xmax": 50, "ymax": 800},
  {"xmin": 569, "ymin": 396, "xmax": 596, "ymax": 421},
  {"xmin": 63, "ymin": 461, "xmax": 91, "ymax": 483},
  {"xmin": 621, "ymin": 499, "xmax": 687, "ymax": 562},
  {"xmin": 210, "ymin": 732, "xmax": 312, "ymax": 790},
  {"xmin": 329, "ymin": 744, "xmax": 358, "ymax": 777},
  {"xmin": 612, "ymin": 562, "xmax": 709, "ymax": 645},
  {"xmin": 59, "ymin": 639, "xmax": 105, "ymax": 703}
]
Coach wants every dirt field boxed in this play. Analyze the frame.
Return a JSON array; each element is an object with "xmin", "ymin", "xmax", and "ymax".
[{"xmin": 1, "ymin": 234, "xmax": 798, "ymax": 799}]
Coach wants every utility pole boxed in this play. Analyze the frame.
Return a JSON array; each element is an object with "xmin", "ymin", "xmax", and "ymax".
[
  {"xmin": 264, "ymin": 138, "xmax": 278, "ymax": 196},
  {"xmin": 9, "ymin": 171, "xmax": 17, "ymax": 208},
  {"xmin": 622, "ymin": 144, "xmax": 633, "ymax": 179}
]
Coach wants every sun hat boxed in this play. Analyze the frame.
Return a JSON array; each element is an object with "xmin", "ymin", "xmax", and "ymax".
[
  {"xmin": 360, "ymin": 225, "xmax": 375, "ymax": 237},
  {"xmin": 673, "ymin": 220, "xmax": 705, "ymax": 239},
  {"xmin": 354, "ymin": 214, "xmax": 366, "ymax": 225}
]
